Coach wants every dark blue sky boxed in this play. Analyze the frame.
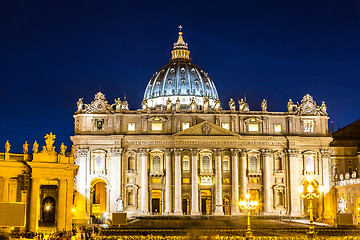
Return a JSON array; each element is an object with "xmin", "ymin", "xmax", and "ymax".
[{"xmin": 1, "ymin": 1, "xmax": 359, "ymax": 153}]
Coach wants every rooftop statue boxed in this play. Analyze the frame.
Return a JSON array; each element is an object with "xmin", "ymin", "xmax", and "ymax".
[
  {"xmin": 5, "ymin": 140, "xmax": 10, "ymax": 153},
  {"xmin": 261, "ymin": 99, "xmax": 267, "ymax": 112},
  {"xmin": 238, "ymin": 98, "xmax": 246, "ymax": 112},
  {"xmin": 175, "ymin": 98, "xmax": 180, "ymax": 112},
  {"xmin": 203, "ymin": 96, "xmax": 209, "ymax": 112},
  {"xmin": 214, "ymin": 98, "xmax": 221, "ymax": 111},
  {"xmin": 114, "ymin": 98, "xmax": 122, "ymax": 112},
  {"xmin": 60, "ymin": 143, "xmax": 67, "ymax": 155},
  {"xmin": 166, "ymin": 98, "xmax": 173, "ymax": 111},
  {"xmin": 43, "ymin": 132, "xmax": 56, "ymax": 153},
  {"xmin": 190, "ymin": 98, "xmax": 196, "ymax": 112},
  {"xmin": 33, "ymin": 141, "xmax": 39, "ymax": 153},
  {"xmin": 320, "ymin": 101, "xmax": 327, "ymax": 114},
  {"xmin": 76, "ymin": 98, "xmax": 83, "ymax": 113},
  {"xmin": 23, "ymin": 141, "xmax": 29, "ymax": 154},
  {"xmin": 287, "ymin": 99, "xmax": 295, "ymax": 112},
  {"xmin": 229, "ymin": 98, "xmax": 235, "ymax": 112},
  {"xmin": 142, "ymin": 98, "xmax": 148, "ymax": 111}
]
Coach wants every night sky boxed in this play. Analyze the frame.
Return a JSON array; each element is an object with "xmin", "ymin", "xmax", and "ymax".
[{"xmin": 1, "ymin": 1, "xmax": 360, "ymax": 153}]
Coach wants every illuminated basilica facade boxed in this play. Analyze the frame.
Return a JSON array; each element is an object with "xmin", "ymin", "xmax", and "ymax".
[{"xmin": 72, "ymin": 30, "xmax": 332, "ymax": 223}]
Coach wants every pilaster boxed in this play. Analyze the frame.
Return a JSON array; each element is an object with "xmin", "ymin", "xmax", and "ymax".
[
  {"xmin": 214, "ymin": 149, "xmax": 224, "ymax": 215},
  {"xmin": 261, "ymin": 148, "xmax": 272, "ymax": 213},
  {"xmin": 287, "ymin": 148, "xmax": 301, "ymax": 216},
  {"xmin": 239, "ymin": 149, "xmax": 247, "ymax": 199},
  {"xmin": 174, "ymin": 149, "xmax": 183, "ymax": 215},
  {"xmin": 139, "ymin": 149, "xmax": 149, "ymax": 214},
  {"xmin": 231, "ymin": 149, "xmax": 240, "ymax": 215},
  {"xmin": 164, "ymin": 149, "xmax": 173, "ymax": 214}
]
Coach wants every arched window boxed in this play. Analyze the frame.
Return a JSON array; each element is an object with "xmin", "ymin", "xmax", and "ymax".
[
  {"xmin": 305, "ymin": 156, "xmax": 315, "ymax": 172},
  {"xmin": 152, "ymin": 156, "xmax": 161, "ymax": 172},
  {"xmin": 223, "ymin": 156, "xmax": 230, "ymax": 171},
  {"xmin": 202, "ymin": 155, "xmax": 210, "ymax": 171},
  {"xmin": 95, "ymin": 155, "xmax": 104, "ymax": 172},
  {"xmin": 249, "ymin": 156, "xmax": 258, "ymax": 171},
  {"xmin": 128, "ymin": 157, "xmax": 135, "ymax": 170},
  {"xmin": 275, "ymin": 157, "xmax": 282, "ymax": 171},
  {"xmin": 182, "ymin": 156, "xmax": 190, "ymax": 171}
]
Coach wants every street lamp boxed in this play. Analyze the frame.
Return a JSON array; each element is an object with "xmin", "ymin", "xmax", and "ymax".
[
  {"xmin": 239, "ymin": 193, "xmax": 258, "ymax": 237},
  {"xmin": 297, "ymin": 177, "xmax": 324, "ymax": 237}
]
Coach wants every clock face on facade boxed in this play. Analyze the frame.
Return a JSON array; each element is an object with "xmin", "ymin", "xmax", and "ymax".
[{"xmin": 302, "ymin": 103, "xmax": 313, "ymax": 113}]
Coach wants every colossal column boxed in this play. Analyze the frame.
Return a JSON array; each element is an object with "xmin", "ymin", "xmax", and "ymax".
[
  {"xmin": 29, "ymin": 178, "xmax": 40, "ymax": 232},
  {"xmin": 214, "ymin": 149, "xmax": 224, "ymax": 215},
  {"xmin": 231, "ymin": 149, "xmax": 240, "ymax": 215},
  {"xmin": 288, "ymin": 148, "xmax": 301, "ymax": 216},
  {"xmin": 164, "ymin": 149, "xmax": 173, "ymax": 214},
  {"xmin": 239, "ymin": 149, "xmax": 247, "ymax": 199},
  {"xmin": 139, "ymin": 149, "xmax": 149, "ymax": 214},
  {"xmin": 174, "ymin": 149, "xmax": 183, "ymax": 215},
  {"xmin": 190, "ymin": 149, "xmax": 200, "ymax": 215},
  {"xmin": 110, "ymin": 148, "xmax": 122, "ymax": 213},
  {"xmin": 57, "ymin": 179, "xmax": 67, "ymax": 230},
  {"xmin": 262, "ymin": 148, "xmax": 272, "ymax": 213},
  {"xmin": 76, "ymin": 148, "xmax": 89, "ymax": 221}
]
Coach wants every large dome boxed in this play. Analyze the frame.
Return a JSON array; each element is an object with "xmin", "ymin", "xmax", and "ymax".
[{"xmin": 143, "ymin": 29, "xmax": 219, "ymax": 109}]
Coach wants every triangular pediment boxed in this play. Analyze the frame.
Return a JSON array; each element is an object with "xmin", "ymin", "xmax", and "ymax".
[{"xmin": 173, "ymin": 121, "xmax": 239, "ymax": 137}]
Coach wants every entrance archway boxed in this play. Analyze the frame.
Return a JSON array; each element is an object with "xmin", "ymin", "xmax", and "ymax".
[
  {"xmin": 91, "ymin": 179, "xmax": 107, "ymax": 214},
  {"xmin": 182, "ymin": 197, "xmax": 190, "ymax": 215},
  {"xmin": 301, "ymin": 178, "xmax": 321, "ymax": 219},
  {"xmin": 223, "ymin": 197, "xmax": 231, "ymax": 215},
  {"xmin": 201, "ymin": 190, "xmax": 212, "ymax": 215},
  {"xmin": 42, "ymin": 196, "xmax": 56, "ymax": 223},
  {"xmin": 151, "ymin": 190, "xmax": 162, "ymax": 214}
]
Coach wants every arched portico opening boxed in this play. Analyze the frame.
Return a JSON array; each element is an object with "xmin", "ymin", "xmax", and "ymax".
[
  {"xmin": 301, "ymin": 178, "xmax": 321, "ymax": 220},
  {"xmin": 42, "ymin": 196, "xmax": 56, "ymax": 224},
  {"xmin": 91, "ymin": 178, "xmax": 107, "ymax": 223}
]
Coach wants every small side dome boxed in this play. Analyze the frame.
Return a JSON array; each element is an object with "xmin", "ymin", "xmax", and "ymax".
[{"xmin": 143, "ymin": 27, "xmax": 219, "ymax": 109}]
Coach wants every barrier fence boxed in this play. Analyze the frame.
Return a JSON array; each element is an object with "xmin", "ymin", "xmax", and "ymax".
[{"xmin": 96, "ymin": 236, "xmax": 360, "ymax": 240}]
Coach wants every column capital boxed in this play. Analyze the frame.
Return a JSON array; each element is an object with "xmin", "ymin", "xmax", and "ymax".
[
  {"xmin": 77, "ymin": 148, "xmax": 89, "ymax": 157},
  {"xmin": 213, "ymin": 149, "xmax": 222, "ymax": 156},
  {"xmin": 320, "ymin": 149, "xmax": 331, "ymax": 157},
  {"xmin": 174, "ymin": 149, "xmax": 183, "ymax": 156},
  {"xmin": 261, "ymin": 148, "xmax": 273, "ymax": 156},
  {"xmin": 138, "ymin": 148, "xmax": 149, "ymax": 157},
  {"xmin": 110, "ymin": 147, "xmax": 123, "ymax": 156},
  {"xmin": 239, "ymin": 148, "xmax": 248, "ymax": 156},
  {"xmin": 230, "ymin": 149, "xmax": 241, "ymax": 155},
  {"xmin": 287, "ymin": 148, "xmax": 299, "ymax": 157},
  {"xmin": 190, "ymin": 149, "xmax": 200, "ymax": 156},
  {"xmin": 164, "ymin": 149, "xmax": 172, "ymax": 156}
]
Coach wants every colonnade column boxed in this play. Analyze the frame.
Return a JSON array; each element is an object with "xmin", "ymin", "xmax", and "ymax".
[
  {"xmin": 139, "ymin": 149, "xmax": 149, "ymax": 214},
  {"xmin": 288, "ymin": 148, "xmax": 301, "ymax": 216},
  {"xmin": 164, "ymin": 149, "xmax": 172, "ymax": 214},
  {"xmin": 190, "ymin": 149, "xmax": 200, "ymax": 215},
  {"xmin": 239, "ymin": 149, "xmax": 247, "ymax": 200},
  {"xmin": 2, "ymin": 176, "xmax": 10, "ymax": 202},
  {"xmin": 28, "ymin": 178, "xmax": 40, "ymax": 232},
  {"xmin": 262, "ymin": 148, "xmax": 272, "ymax": 213},
  {"xmin": 57, "ymin": 179, "xmax": 67, "ymax": 231},
  {"xmin": 174, "ymin": 149, "xmax": 183, "ymax": 215},
  {"xmin": 214, "ymin": 149, "xmax": 224, "ymax": 215},
  {"xmin": 231, "ymin": 149, "xmax": 240, "ymax": 215},
  {"xmin": 66, "ymin": 178, "xmax": 74, "ymax": 231}
]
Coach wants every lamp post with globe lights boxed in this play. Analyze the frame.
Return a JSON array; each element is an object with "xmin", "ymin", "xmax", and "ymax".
[
  {"xmin": 239, "ymin": 193, "xmax": 258, "ymax": 237},
  {"xmin": 297, "ymin": 177, "xmax": 324, "ymax": 237}
]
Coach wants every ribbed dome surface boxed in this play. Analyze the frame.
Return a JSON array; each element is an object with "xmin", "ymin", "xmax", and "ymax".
[{"xmin": 143, "ymin": 29, "xmax": 219, "ymax": 108}]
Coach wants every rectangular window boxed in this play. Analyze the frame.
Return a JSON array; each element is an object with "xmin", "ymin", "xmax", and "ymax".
[
  {"xmin": 94, "ymin": 119, "xmax": 104, "ymax": 131},
  {"xmin": 182, "ymin": 157, "xmax": 190, "ymax": 171},
  {"xmin": 151, "ymin": 123, "xmax": 163, "ymax": 131},
  {"xmin": 274, "ymin": 124, "xmax": 281, "ymax": 133},
  {"xmin": 223, "ymin": 158, "xmax": 230, "ymax": 171},
  {"xmin": 304, "ymin": 120, "xmax": 314, "ymax": 133},
  {"xmin": 223, "ymin": 178, "xmax": 230, "ymax": 184},
  {"xmin": 221, "ymin": 123, "xmax": 230, "ymax": 130},
  {"xmin": 248, "ymin": 124, "xmax": 259, "ymax": 132},
  {"xmin": 182, "ymin": 178, "xmax": 190, "ymax": 184},
  {"xmin": 182, "ymin": 122, "xmax": 190, "ymax": 130},
  {"xmin": 152, "ymin": 156, "xmax": 161, "ymax": 172},
  {"xmin": 128, "ymin": 123, "xmax": 135, "ymax": 131},
  {"xmin": 152, "ymin": 178, "xmax": 161, "ymax": 183}
]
